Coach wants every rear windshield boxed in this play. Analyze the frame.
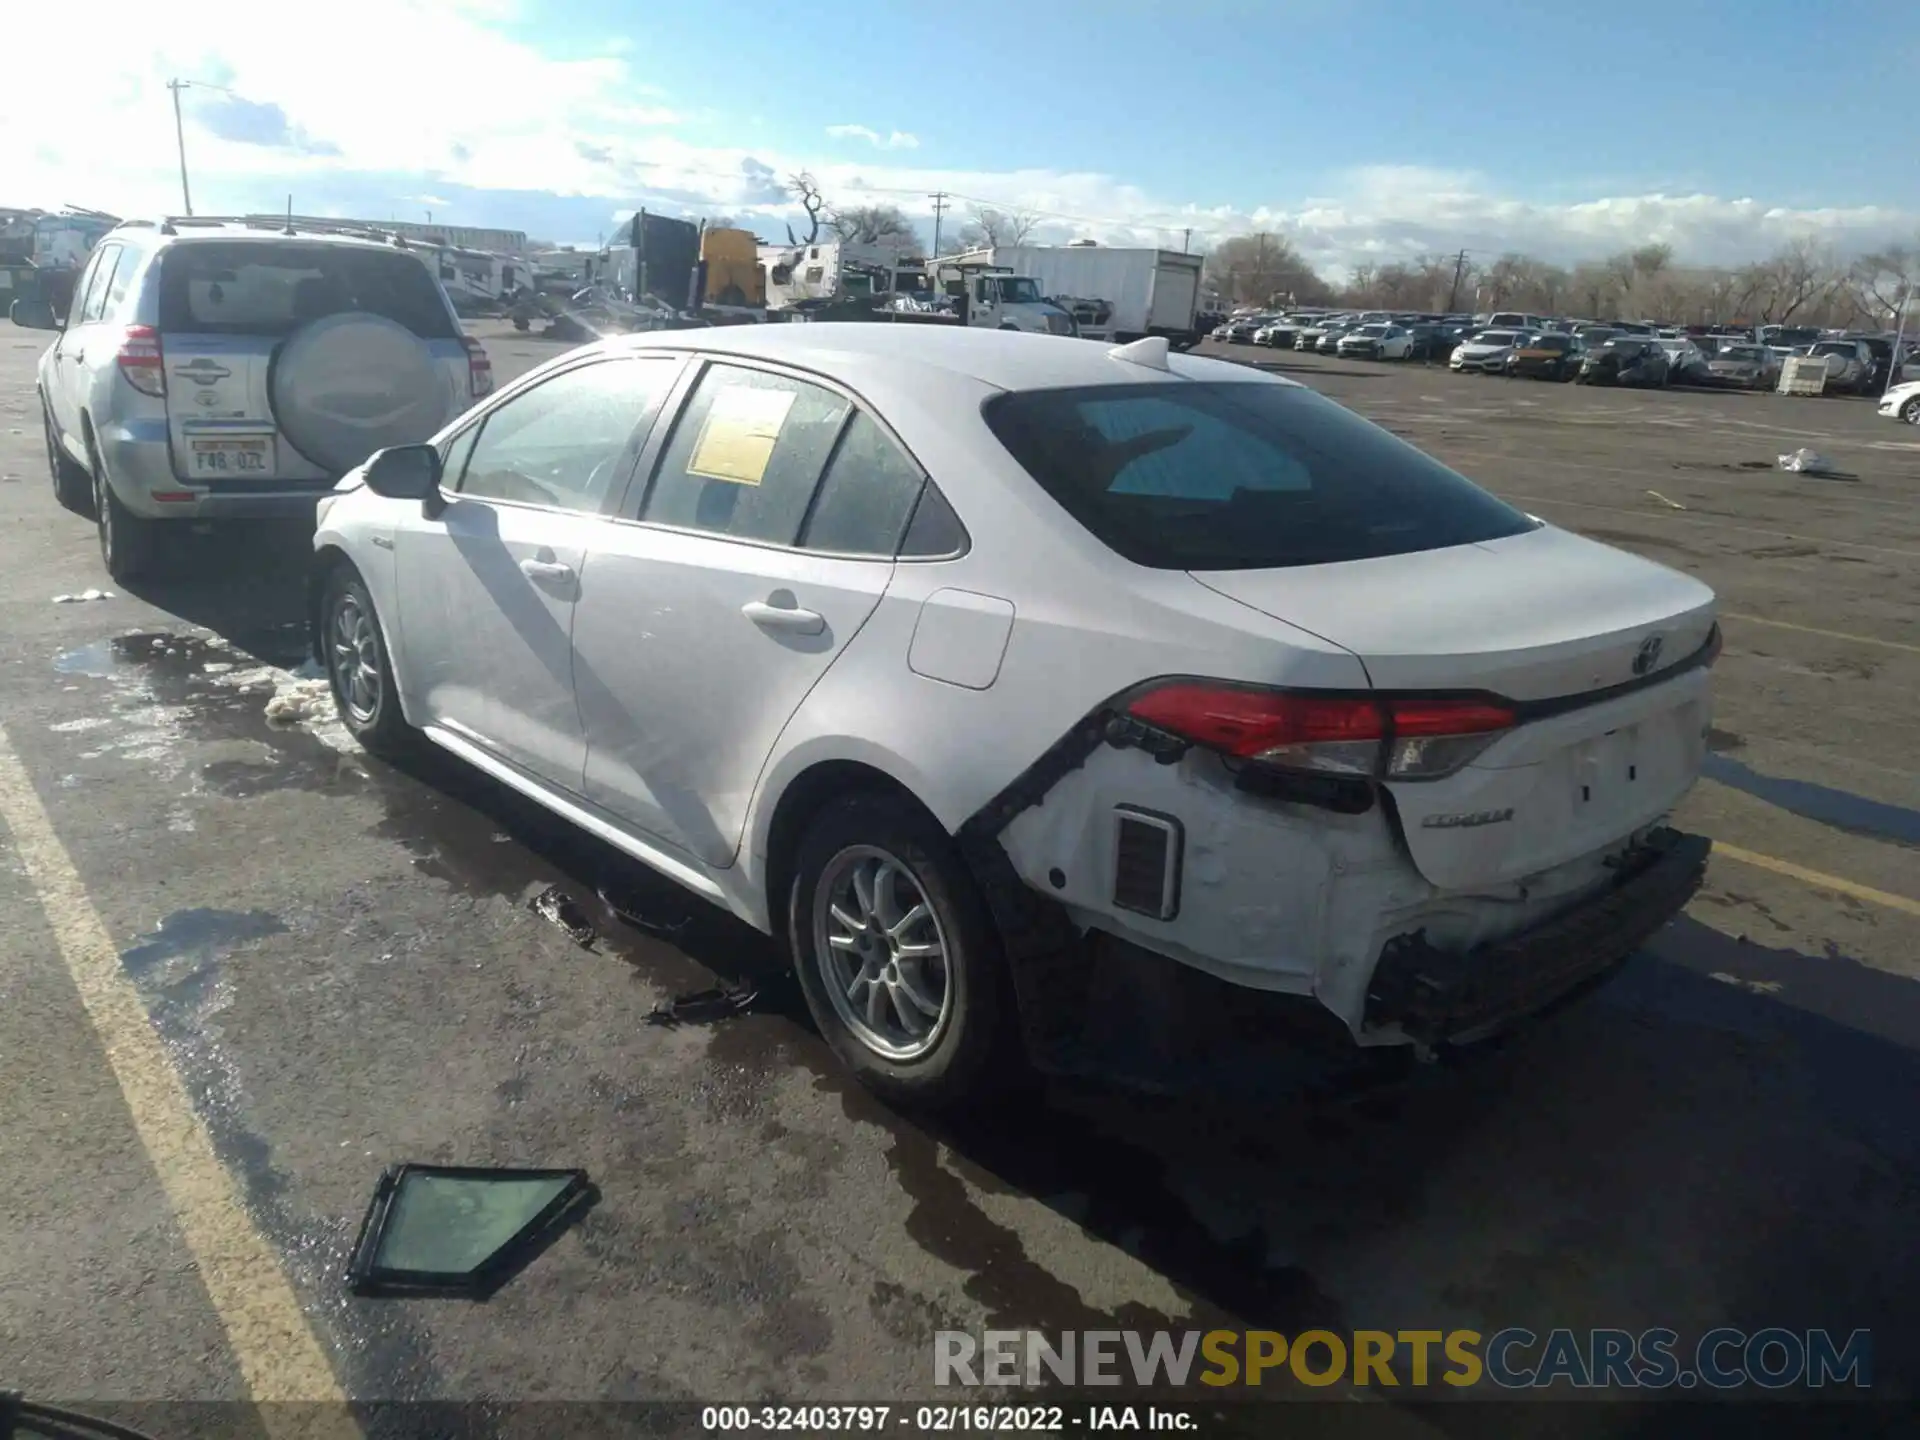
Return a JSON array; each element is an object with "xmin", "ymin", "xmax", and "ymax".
[
  {"xmin": 157, "ymin": 242, "xmax": 457, "ymax": 339},
  {"xmin": 981, "ymin": 381, "xmax": 1537, "ymax": 571}
]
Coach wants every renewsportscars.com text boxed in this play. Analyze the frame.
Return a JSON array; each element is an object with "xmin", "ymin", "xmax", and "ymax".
[{"xmin": 934, "ymin": 1327, "xmax": 1871, "ymax": 1390}]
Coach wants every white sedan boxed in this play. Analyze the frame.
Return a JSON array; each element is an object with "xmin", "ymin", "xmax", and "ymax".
[
  {"xmin": 1450, "ymin": 329, "xmax": 1524, "ymax": 373},
  {"xmin": 1336, "ymin": 323, "xmax": 1415, "ymax": 360},
  {"xmin": 312, "ymin": 325, "xmax": 1719, "ymax": 1106},
  {"xmin": 1879, "ymin": 380, "xmax": 1920, "ymax": 425}
]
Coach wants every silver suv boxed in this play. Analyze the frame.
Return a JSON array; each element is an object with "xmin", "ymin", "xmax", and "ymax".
[{"xmin": 14, "ymin": 217, "xmax": 493, "ymax": 581}]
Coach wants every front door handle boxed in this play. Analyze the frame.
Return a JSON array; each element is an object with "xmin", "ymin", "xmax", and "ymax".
[
  {"xmin": 742, "ymin": 600, "xmax": 825, "ymax": 636},
  {"xmin": 518, "ymin": 558, "xmax": 574, "ymax": 582}
]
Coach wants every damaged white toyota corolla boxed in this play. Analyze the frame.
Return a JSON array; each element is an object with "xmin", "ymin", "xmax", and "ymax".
[{"xmin": 311, "ymin": 324, "xmax": 1717, "ymax": 1106}]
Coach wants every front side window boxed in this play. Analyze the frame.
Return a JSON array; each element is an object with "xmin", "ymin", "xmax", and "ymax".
[
  {"xmin": 460, "ymin": 358, "xmax": 675, "ymax": 513},
  {"xmin": 642, "ymin": 363, "xmax": 851, "ymax": 545},
  {"xmin": 983, "ymin": 381, "xmax": 1536, "ymax": 571}
]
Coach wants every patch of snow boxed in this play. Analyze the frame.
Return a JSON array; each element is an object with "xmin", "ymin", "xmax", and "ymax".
[
  {"xmin": 50, "ymin": 717, "xmax": 114, "ymax": 733},
  {"xmin": 264, "ymin": 679, "xmax": 334, "ymax": 728},
  {"xmin": 202, "ymin": 662, "xmax": 235, "ymax": 674},
  {"xmin": 51, "ymin": 589, "xmax": 115, "ymax": 604}
]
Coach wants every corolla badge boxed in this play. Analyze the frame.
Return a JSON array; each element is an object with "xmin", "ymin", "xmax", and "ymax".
[{"xmin": 1632, "ymin": 634, "xmax": 1666, "ymax": 676}]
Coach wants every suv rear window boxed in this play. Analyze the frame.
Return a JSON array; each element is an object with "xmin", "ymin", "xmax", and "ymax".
[
  {"xmin": 157, "ymin": 242, "xmax": 457, "ymax": 339},
  {"xmin": 982, "ymin": 381, "xmax": 1537, "ymax": 570}
]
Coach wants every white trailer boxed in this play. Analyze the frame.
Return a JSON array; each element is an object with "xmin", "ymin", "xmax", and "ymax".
[
  {"xmin": 941, "ymin": 245, "xmax": 1206, "ymax": 347},
  {"xmin": 759, "ymin": 239, "xmax": 931, "ymax": 310}
]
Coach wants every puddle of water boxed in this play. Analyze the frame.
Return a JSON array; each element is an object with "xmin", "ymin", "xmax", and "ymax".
[
  {"xmin": 1701, "ymin": 753, "xmax": 1920, "ymax": 848},
  {"xmin": 121, "ymin": 907, "xmax": 290, "ymax": 980},
  {"xmin": 49, "ymin": 631, "xmax": 367, "ymax": 798}
]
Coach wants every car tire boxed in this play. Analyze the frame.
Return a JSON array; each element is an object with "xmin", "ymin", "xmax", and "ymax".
[
  {"xmin": 89, "ymin": 432, "xmax": 160, "ymax": 583},
  {"xmin": 321, "ymin": 566, "xmax": 416, "ymax": 759},
  {"xmin": 1902, "ymin": 397, "xmax": 1920, "ymax": 425},
  {"xmin": 788, "ymin": 792, "xmax": 1023, "ymax": 1110},
  {"xmin": 42, "ymin": 398, "xmax": 93, "ymax": 517}
]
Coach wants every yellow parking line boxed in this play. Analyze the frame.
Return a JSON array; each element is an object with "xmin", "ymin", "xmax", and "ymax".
[
  {"xmin": 1722, "ymin": 612, "xmax": 1920, "ymax": 656},
  {"xmin": 0, "ymin": 718, "xmax": 348, "ymax": 1412},
  {"xmin": 1713, "ymin": 841, "xmax": 1920, "ymax": 918}
]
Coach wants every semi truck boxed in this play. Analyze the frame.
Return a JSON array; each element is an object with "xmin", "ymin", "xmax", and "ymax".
[
  {"xmin": 934, "ymin": 244, "xmax": 1206, "ymax": 348},
  {"xmin": 927, "ymin": 254, "xmax": 1078, "ymax": 336}
]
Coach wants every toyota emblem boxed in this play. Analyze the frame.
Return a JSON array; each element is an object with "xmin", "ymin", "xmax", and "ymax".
[{"xmin": 1632, "ymin": 634, "xmax": 1665, "ymax": 676}]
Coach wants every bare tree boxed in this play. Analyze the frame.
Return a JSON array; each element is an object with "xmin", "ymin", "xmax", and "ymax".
[
  {"xmin": 1848, "ymin": 241, "xmax": 1917, "ymax": 324},
  {"xmin": 1744, "ymin": 238, "xmax": 1841, "ymax": 324},
  {"xmin": 829, "ymin": 203, "xmax": 920, "ymax": 247},
  {"xmin": 1205, "ymin": 232, "xmax": 1331, "ymax": 306},
  {"xmin": 787, "ymin": 172, "xmax": 827, "ymax": 245},
  {"xmin": 957, "ymin": 206, "xmax": 1041, "ymax": 248}
]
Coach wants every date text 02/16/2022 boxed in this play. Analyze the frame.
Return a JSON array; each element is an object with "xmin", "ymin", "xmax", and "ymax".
[{"xmin": 700, "ymin": 1405, "xmax": 1196, "ymax": 1431}]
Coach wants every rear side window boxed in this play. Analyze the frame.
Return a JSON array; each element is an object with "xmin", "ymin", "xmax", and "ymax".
[
  {"xmin": 983, "ymin": 381, "xmax": 1537, "ymax": 571},
  {"xmin": 798, "ymin": 411, "xmax": 925, "ymax": 557},
  {"xmin": 78, "ymin": 245, "xmax": 122, "ymax": 324},
  {"xmin": 156, "ymin": 242, "xmax": 457, "ymax": 339},
  {"xmin": 103, "ymin": 246, "xmax": 140, "ymax": 319},
  {"xmin": 642, "ymin": 364, "xmax": 851, "ymax": 545}
]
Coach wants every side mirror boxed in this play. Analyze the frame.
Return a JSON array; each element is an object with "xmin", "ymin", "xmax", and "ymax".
[
  {"xmin": 9, "ymin": 297, "xmax": 60, "ymax": 331},
  {"xmin": 363, "ymin": 443, "xmax": 445, "ymax": 515}
]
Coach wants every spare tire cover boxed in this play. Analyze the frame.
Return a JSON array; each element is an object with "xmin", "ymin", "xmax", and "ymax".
[{"xmin": 270, "ymin": 311, "xmax": 449, "ymax": 474}]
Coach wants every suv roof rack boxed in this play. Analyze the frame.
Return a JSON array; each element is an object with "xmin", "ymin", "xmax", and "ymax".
[{"xmin": 136, "ymin": 215, "xmax": 414, "ymax": 248}]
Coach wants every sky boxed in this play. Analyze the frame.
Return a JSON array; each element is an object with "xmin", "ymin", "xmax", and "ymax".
[{"xmin": 4, "ymin": 0, "xmax": 1916, "ymax": 279}]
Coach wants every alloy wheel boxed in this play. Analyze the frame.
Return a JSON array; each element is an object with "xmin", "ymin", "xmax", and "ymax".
[
  {"xmin": 1903, "ymin": 397, "xmax": 1920, "ymax": 426},
  {"xmin": 329, "ymin": 592, "xmax": 384, "ymax": 724},
  {"xmin": 812, "ymin": 845, "xmax": 952, "ymax": 1061}
]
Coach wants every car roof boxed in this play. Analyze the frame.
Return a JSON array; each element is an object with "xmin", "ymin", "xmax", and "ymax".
[{"xmin": 607, "ymin": 323, "xmax": 1298, "ymax": 393}]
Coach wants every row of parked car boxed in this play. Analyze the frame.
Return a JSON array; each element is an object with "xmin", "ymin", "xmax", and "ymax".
[{"xmin": 1214, "ymin": 307, "xmax": 1920, "ymax": 396}]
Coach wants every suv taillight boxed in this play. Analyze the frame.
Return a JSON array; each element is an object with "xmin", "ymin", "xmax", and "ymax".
[
  {"xmin": 117, "ymin": 325, "xmax": 166, "ymax": 397},
  {"xmin": 1125, "ymin": 682, "xmax": 1515, "ymax": 781},
  {"xmin": 462, "ymin": 335, "xmax": 493, "ymax": 398}
]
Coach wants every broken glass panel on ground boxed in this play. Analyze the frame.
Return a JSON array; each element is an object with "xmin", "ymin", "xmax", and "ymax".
[{"xmin": 346, "ymin": 1164, "xmax": 593, "ymax": 1298}]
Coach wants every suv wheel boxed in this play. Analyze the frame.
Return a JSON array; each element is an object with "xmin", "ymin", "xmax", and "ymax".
[
  {"xmin": 322, "ymin": 567, "xmax": 415, "ymax": 757},
  {"xmin": 42, "ymin": 400, "xmax": 93, "ymax": 517},
  {"xmin": 90, "ymin": 434, "xmax": 159, "ymax": 582},
  {"xmin": 789, "ymin": 794, "xmax": 1022, "ymax": 1109}
]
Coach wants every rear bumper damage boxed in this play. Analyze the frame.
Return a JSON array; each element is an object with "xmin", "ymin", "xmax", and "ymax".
[
  {"xmin": 1363, "ymin": 827, "xmax": 1708, "ymax": 1045},
  {"xmin": 963, "ymin": 682, "xmax": 1712, "ymax": 1082}
]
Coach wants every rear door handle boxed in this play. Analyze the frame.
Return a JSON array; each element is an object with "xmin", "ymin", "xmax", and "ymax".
[
  {"xmin": 518, "ymin": 558, "xmax": 574, "ymax": 581},
  {"xmin": 742, "ymin": 600, "xmax": 825, "ymax": 636}
]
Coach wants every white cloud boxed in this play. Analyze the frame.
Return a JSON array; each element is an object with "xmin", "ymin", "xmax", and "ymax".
[
  {"xmin": 824, "ymin": 124, "xmax": 920, "ymax": 151},
  {"xmin": 1, "ymin": 2, "xmax": 1910, "ymax": 276}
]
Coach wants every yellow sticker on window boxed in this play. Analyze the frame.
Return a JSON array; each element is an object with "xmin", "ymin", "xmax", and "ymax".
[{"xmin": 686, "ymin": 385, "xmax": 797, "ymax": 486}]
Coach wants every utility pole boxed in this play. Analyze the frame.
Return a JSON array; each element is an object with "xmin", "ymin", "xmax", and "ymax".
[
  {"xmin": 1182, "ymin": 227, "xmax": 1191, "ymax": 254},
  {"xmin": 1444, "ymin": 249, "xmax": 1469, "ymax": 314},
  {"xmin": 928, "ymin": 192, "xmax": 950, "ymax": 256},
  {"xmin": 167, "ymin": 79, "xmax": 193, "ymax": 216}
]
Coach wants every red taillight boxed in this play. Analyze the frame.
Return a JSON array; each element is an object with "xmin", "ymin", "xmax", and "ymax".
[
  {"xmin": 1387, "ymin": 699, "xmax": 1515, "ymax": 736},
  {"xmin": 463, "ymin": 335, "xmax": 493, "ymax": 398},
  {"xmin": 1125, "ymin": 683, "xmax": 1515, "ymax": 780},
  {"xmin": 1127, "ymin": 685, "xmax": 1383, "ymax": 758},
  {"xmin": 117, "ymin": 325, "xmax": 165, "ymax": 397}
]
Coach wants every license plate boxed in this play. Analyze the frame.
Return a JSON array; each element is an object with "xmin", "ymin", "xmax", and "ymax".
[{"xmin": 190, "ymin": 438, "xmax": 274, "ymax": 475}]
